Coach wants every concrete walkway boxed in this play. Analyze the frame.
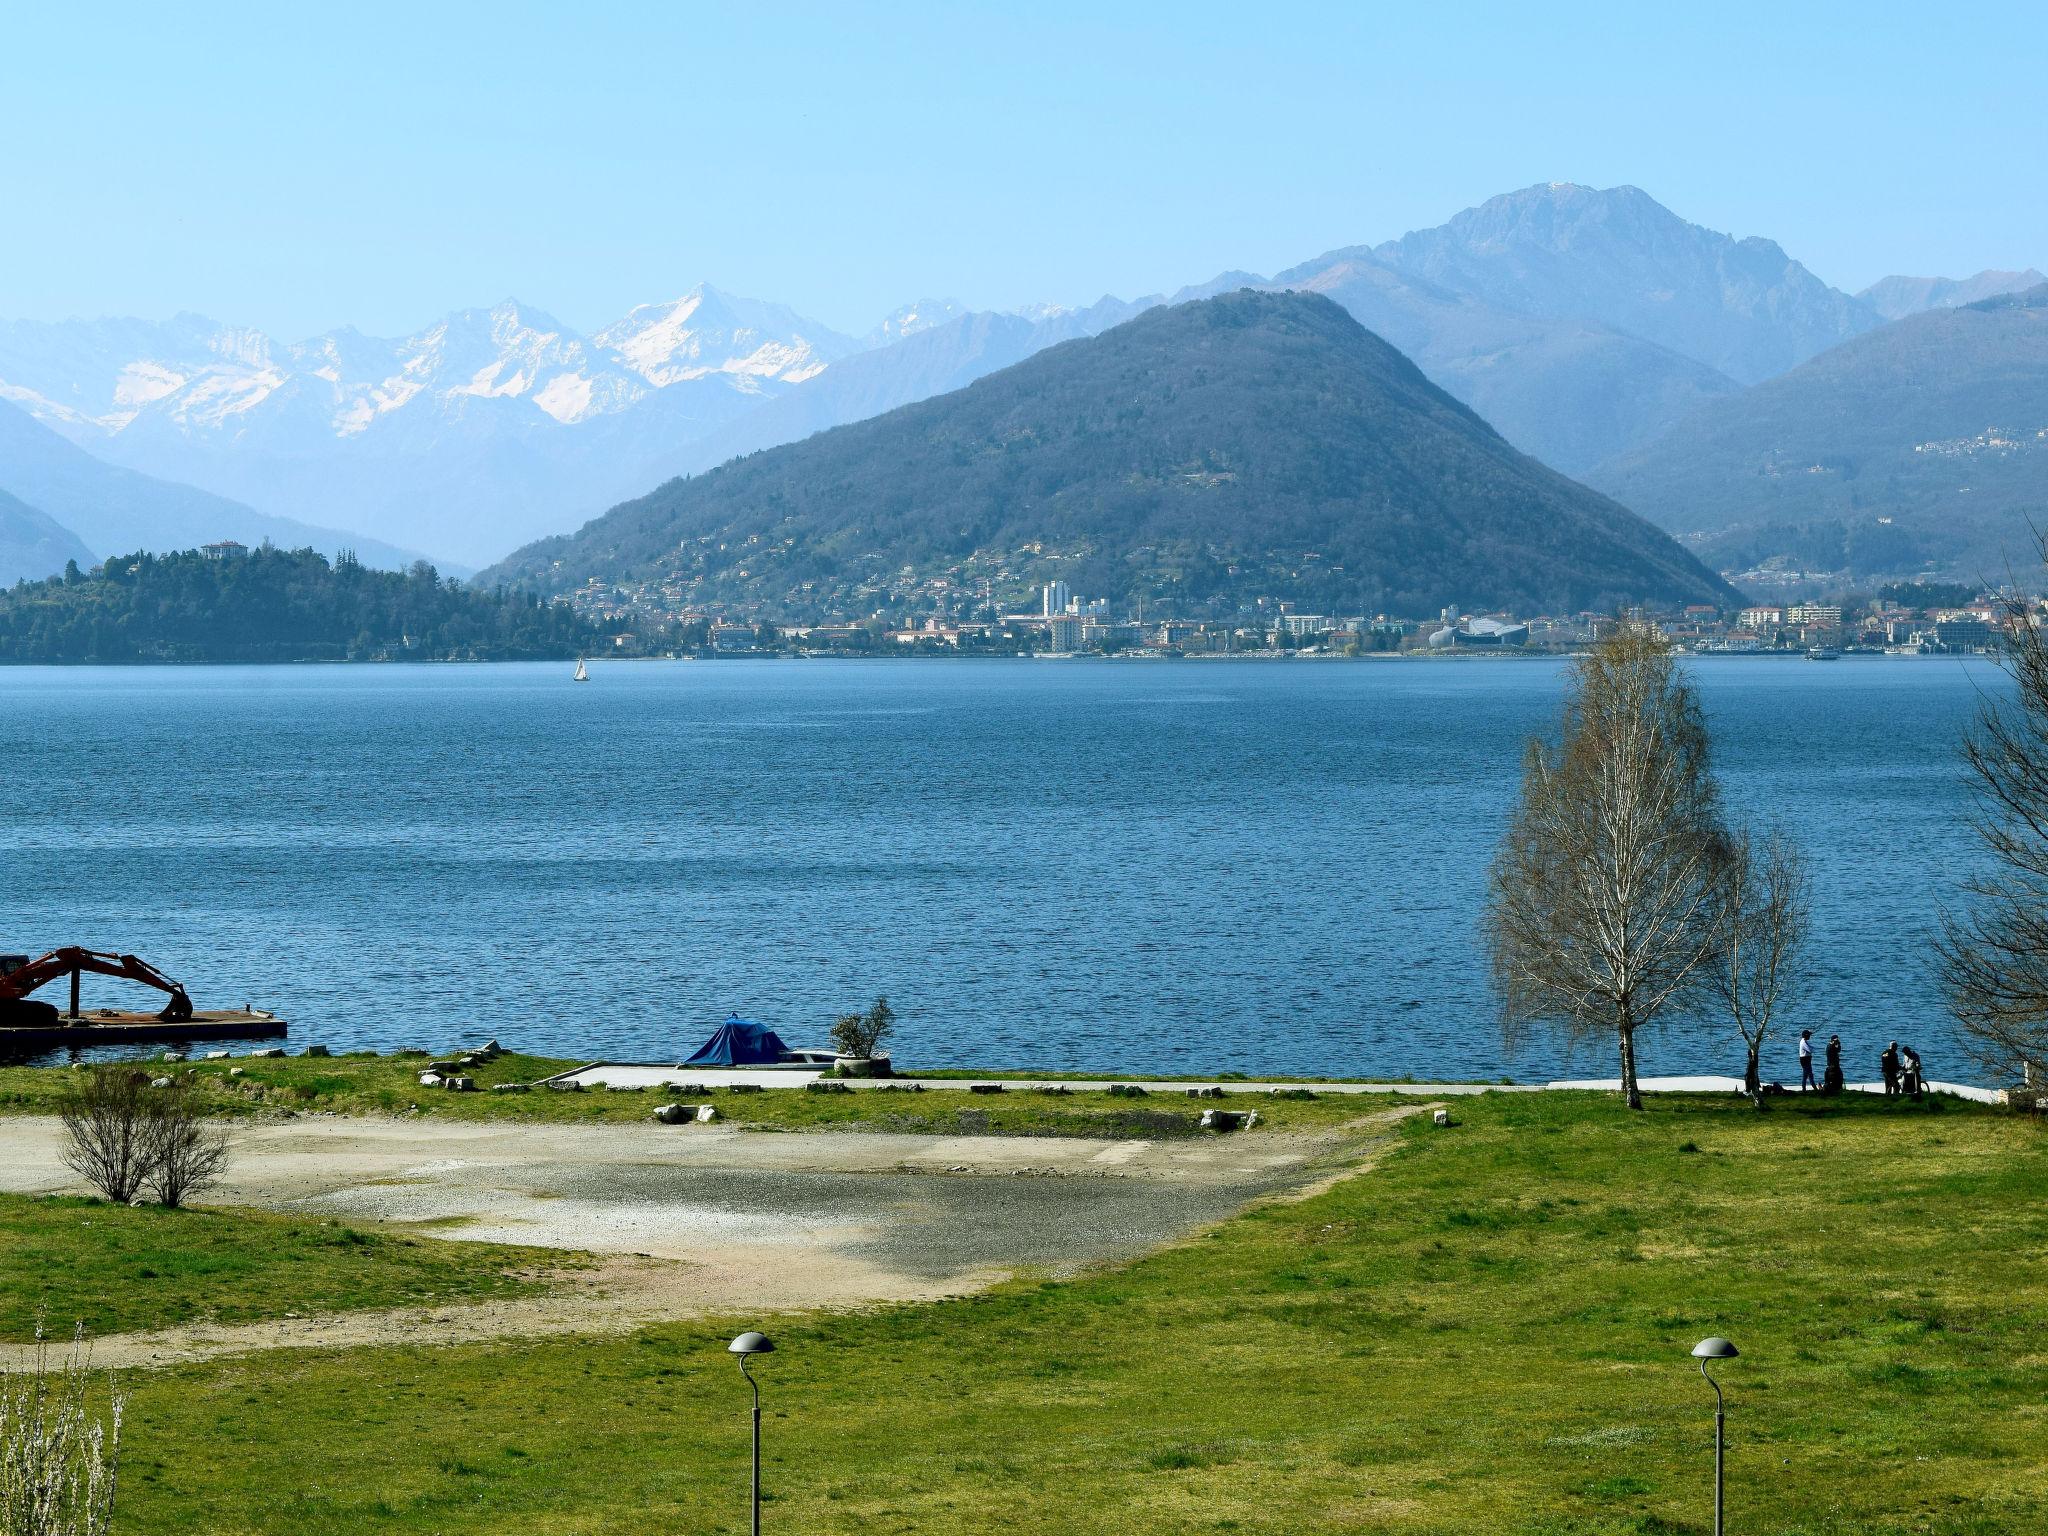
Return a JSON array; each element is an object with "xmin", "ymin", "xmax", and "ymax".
[{"xmin": 546, "ymin": 1063, "xmax": 2007, "ymax": 1105}]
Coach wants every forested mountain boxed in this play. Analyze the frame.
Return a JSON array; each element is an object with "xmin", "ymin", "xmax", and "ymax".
[
  {"xmin": 1587, "ymin": 286, "xmax": 2048, "ymax": 578},
  {"xmin": 0, "ymin": 486, "xmax": 93, "ymax": 585},
  {"xmin": 487, "ymin": 291, "xmax": 1735, "ymax": 618},
  {"xmin": 0, "ymin": 546, "xmax": 606, "ymax": 663}
]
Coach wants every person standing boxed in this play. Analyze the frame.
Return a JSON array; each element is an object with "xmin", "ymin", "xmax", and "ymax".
[
  {"xmin": 1824, "ymin": 1035, "xmax": 1844, "ymax": 1095},
  {"xmin": 1798, "ymin": 1029, "xmax": 1816, "ymax": 1092},
  {"xmin": 1881, "ymin": 1041, "xmax": 1901, "ymax": 1097},
  {"xmin": 1902, "ymin": 1044, "xmax": 1925, "ymax": 1099}
]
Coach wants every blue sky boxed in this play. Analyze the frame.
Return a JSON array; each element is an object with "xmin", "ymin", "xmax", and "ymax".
[{"xmin": 2, "ymin": 1, "xmax": 2041, "ymax": 339}]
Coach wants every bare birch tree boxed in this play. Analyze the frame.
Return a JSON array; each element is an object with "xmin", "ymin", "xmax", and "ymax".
[
  {"xmin": 1487, "ymin": 630, "xmax": 1730, "ymax": 1109},
  {"xmin": 1936, "ymin": 587, "xmax": 2048, "ymax": 1086},
  {"xmin": 1710, "ymin": 826, "xmax": 1811, "ymax": 1100}
]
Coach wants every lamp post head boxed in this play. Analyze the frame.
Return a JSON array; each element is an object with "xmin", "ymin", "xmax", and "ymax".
[
  {"xmin": 1691, "ymin": 1337, "xmax": 1739, "ymax": 1360},
  {"xmin": 729, "ymin": 1331, "xmax": 775, "ymax": 1357}
]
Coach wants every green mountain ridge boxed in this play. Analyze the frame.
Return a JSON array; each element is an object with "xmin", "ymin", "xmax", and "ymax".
[
  {"xmin": 486, "ymin": 290, "xmax": 1735, "ymax": 618},
  {"xmin": 1587, "ymin": 284, "xmax": 2048, "ymax": 580}
]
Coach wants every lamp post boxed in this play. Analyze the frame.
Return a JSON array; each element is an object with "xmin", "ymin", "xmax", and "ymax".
[
  {"xmin": 729, "ymin": 1331, "xmax": 774, "ymax": 1536},
  {"xmin": 1691, "ymin": 1337, "xmax": 1739, "ymax": 1536}
]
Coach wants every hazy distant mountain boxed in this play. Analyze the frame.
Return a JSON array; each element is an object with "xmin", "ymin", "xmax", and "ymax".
[
  {"xmin": 1261, "ymin": 249, "xmax": 1740, "ymax": 472},
  {"xmin": 1365, "ymin": 183, "xmax": 1877, "ymax": 385},
  {"xmin": 487, "ymin": 291, "xmax": 1733, "ymax": 618},
  {"xmin": 1858, "ymin": 269, "xmax": 2048, "ymax": 321},
  {"xmin": 0, "ymin": 485, "xmax": 93, "ymax": 585},
  {"xmin": 0, "ymin": 398, "xmax": 430, "ymax": 571},
  {"xmin": 1587, "ymin": 285, "xmax": 2048, "ymax": 579}
]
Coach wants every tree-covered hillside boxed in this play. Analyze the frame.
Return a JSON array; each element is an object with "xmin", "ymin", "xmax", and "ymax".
[
  {"xmin": 0, "ymin": 546, "xmax": 608, "ymax": 663},
  {"xmin": 1588, "ymin": 285, "xmax": 2048, "ymax": 579},
  {"xmin": 487, "ymin": 290, "xmax": 1733, "ymax": 618}
]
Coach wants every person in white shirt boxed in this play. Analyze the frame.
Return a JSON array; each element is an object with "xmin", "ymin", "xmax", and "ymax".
[{"xmin": 1798, "ymin": 1029, "xmax": 1816, "ymax": 1093}]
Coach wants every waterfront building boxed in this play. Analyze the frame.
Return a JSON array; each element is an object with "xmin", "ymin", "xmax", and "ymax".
[
  {"xmin": 1042, "ymin": 581, "xmax": 1070, "ymax": 617},
  {"xmin": 1789, "ymin": 603, "xmax": 1843, "ymax": 630},
  {"xmin": 1046, "ymin": 613, "xmax": 1085, "ymax": 650},
  {"xmin": 1933, "ymin": 617, "xmax": 1995, "ymax": 650}
]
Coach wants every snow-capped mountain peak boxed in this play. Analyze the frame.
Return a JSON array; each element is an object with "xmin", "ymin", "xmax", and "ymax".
[
  {"xmin": 865, "ymin": 298, "xmax": 969, "ymax": 347},
  {"xmin": 595, "ymin": 284, "xmax": 856, "ymax": 386}
]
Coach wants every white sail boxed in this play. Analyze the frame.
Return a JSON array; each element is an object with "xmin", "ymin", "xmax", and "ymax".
[{"xmin": 573, "ymin": 657, "xmax": 588, "ymax": 682}]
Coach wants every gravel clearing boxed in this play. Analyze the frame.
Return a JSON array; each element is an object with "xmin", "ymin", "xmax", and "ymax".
[{"xmin": 0, "ymin": 1109, "xmax": 1421, "ymax": 1367}]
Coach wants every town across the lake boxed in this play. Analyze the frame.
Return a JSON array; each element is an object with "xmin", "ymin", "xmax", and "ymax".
[{"xmin": 562, "ymin": 575, "xmax": 2016, "ymax": 658}]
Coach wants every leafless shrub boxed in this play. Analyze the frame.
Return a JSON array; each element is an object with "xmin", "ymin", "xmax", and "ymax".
[
  {"xmin": 138, "ymin": 1080, "xmax": 229, "ymax": 1210},
  {"xmin": 0, "ymin": 1322, "xmax": 123, "ymax": 1536},
  {"xmin": 56, "ymin": 1069, "xmax": 149, "ymax": 1205}
]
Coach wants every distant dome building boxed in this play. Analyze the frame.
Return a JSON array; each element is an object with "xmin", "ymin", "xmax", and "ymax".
[{"xmin": 1430, "ymin": 616, "xmax": 1529, "ymax": 648}]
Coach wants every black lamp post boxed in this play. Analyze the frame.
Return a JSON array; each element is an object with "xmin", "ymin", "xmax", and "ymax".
[
  {"xmin": 729, "ymin": 1331, "xmax": 775, "ymax": 1536},
  {"xmin": 1691, "ymin": 1336, "xmax": 1739, "ymax": 1536}
]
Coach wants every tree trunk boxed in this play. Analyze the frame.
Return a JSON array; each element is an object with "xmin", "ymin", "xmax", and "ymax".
[
  {"xmin": 1619, "ymin": 1022, "xmax": 1643, "ymax": 1110},
  {"xmin": 1744, "ymin": 1040, "xmax": 1762, "ymax": 1098}
]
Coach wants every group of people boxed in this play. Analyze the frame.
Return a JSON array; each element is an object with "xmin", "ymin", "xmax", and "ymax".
[{"xmin": 1796, "ymin": 1030, "xmax": 1927, "ymax": 1098}]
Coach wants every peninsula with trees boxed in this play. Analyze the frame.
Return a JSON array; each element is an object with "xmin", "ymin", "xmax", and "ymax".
[{"xmin": 0, "ymin": 543, "xmax": 610, "ymax": 664}]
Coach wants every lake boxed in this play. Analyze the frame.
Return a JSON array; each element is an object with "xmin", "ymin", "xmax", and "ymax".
[{"xmin": 0, "ymin": 655, "xmax": 2005, "ymax": 1081}]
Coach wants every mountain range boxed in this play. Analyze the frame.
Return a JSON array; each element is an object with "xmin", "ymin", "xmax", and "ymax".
[
  {"xmin": 1588, "ymin": 285, "xmax": 2048, "ymax": 580},
  {"xmin": 485, "ymin": 290, "xmax": 1735, "ymax": 619},
  {"xmin": 2, "ymin": 182, "xmax": 2041, "ymax": 584}
]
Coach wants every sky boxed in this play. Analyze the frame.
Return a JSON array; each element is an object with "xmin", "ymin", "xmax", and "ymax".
[{"xmin": 2, "ymin": 1, "xmax": 2042, "ymax": 341}]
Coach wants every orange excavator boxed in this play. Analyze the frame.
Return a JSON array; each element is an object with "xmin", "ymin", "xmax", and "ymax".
[{"xmin": 0, "ymin": 947, "xmax": 194, "ymax": 1027}]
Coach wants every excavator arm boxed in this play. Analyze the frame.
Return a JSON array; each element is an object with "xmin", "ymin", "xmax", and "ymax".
[{"xmin": 0, "ymin": 947, "xmax": 194, "ymax": 1022}]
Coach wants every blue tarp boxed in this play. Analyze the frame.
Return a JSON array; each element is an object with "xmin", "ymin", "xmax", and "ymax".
[{"xmin": 681, "ymin": 1015, "xmax": 791, "ymax": 1068}]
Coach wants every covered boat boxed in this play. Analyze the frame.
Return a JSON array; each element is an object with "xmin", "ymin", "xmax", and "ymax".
[{"xmin": 680, "ymin": 1014, "xmax": 792, "ymax": 1068}]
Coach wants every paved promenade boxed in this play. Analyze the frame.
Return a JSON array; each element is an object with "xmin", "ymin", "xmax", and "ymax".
[{"xmin": 547, "ymin": 1063, "xmax": 2006, "ymax": 1105}]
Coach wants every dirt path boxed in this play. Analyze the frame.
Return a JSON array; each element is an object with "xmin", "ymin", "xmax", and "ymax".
[{"xmin": 0, "ymin": 1106, "xmax": 1428, "ymax": 1369}]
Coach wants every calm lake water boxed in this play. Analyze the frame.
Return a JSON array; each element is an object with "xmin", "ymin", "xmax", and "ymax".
[{"xmin": 0, "ymin": 656, "xmax": 2006, "ymax": 1081}]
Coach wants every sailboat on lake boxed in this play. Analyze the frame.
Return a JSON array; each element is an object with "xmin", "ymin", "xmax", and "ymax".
[{"xmin": 572, "ymin": 657, "xmax": 589, "ymax": 682}]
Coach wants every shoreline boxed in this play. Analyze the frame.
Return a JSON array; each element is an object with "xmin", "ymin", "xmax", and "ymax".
[{"xmin": 0, "ymin": 648, "xmax": 1986, "ymax": 670}]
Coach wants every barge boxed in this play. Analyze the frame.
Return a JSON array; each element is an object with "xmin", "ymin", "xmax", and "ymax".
[
  {"xmin": 1, "ymin": 1007, "xmax": 288, "ymax": 1051},
  {"xmin": 1, "ymin": 947, "xmax": 286, "ymax": 1051}
]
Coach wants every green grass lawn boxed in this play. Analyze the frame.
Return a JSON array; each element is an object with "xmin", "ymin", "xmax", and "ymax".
[
  {"xmin": 62, "ymin": 1090, "xmax": 2048, "ymax": 1534},
  {"xmin": 0, "ymin": 1052, "xmax": 1386, "ymax": 1136},
  {"xmin": 0, "ymin": 1195, "xmax": 567, "ymax": 1343}
]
